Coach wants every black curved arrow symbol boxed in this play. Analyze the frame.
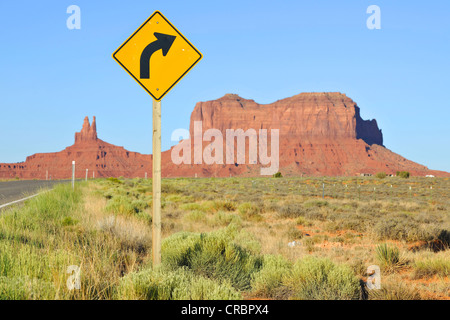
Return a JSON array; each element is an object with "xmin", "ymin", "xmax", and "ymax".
[{"xmin": 140, "ymin": 32, "xmax": 176, "ymax": 79}]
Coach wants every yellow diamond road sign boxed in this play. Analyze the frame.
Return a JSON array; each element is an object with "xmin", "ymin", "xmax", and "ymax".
[{"xmin": 113, "ymin": 11, "xmax": 202, "ymax": 100}]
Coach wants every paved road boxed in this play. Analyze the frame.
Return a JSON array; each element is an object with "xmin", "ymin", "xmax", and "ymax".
[{"xmin": 0, "ymin": 180, "xmax": 71, "ymax": 206}]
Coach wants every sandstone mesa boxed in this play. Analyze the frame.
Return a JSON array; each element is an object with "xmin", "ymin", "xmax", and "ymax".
[{"xmin": 0, "ymin": 92, "xmax": 448, "ymax": 179}]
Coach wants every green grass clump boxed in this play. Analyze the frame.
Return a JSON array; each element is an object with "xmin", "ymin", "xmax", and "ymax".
[
  {"xmin": 277, "ymin": 203, "xmax": 305, "ymax": 218},
  {"xmin": 0, "ymin": 275, "xmax": 56, "ymax": 300},
  {"xmin": 413, "ymin": 252, "xmax": 450, "ymax": 278},
  {"xmin": 286, "ymin": 226, "xmax": 303, "ymax": 240},
  {"xmin": 375, "ymin": 244, "xmax": 405, "ymax": 272},
  {"xmin": 304, "ymin": 199, "xmax": 329, "ymax": 208},
  {"xmin": 373, "ymin": 216, "xmax": 432, "ymax": 242},
  {"xmin": 105, "ymin": 196, "xmax": 149, "ymax": 215},
  {"xmin": 0, "ymin": 183, "xmax": 83, "ymax": 299},
  {"xmin": 107, "ymin": 177, "xmax": 123, "ymax": 184},
  {"xmin": 396, "ymin": 171, "xmax": 410, "ymax": 179},
  {"xmin": 212, "ymin": 200, "xmax": 236, "ymax": 212},
  {"xmin": 273, "ymin": 172, "xmax": 283, "ymax": 178},
  {"xmin": 105, "ymin": 196, "xmax": 135, "ymax": 215},
  {"xmin": 238, "ymin": 202, "xmax": 261, "ymax": 220},
  {"xmin": 207, "ymin": 211, "xmax": 241, "ymax": 227},
  {"xmin": 375, "ymin": 172, "xmax": 387, "ymax": 179},
  {"xmin": 184, "ymin": 210, "xmax": 207, "ymax": 223},
  {"xmin": 251, "ymin": 255, "xmax": 292, "ymax": 299},
  {"xmin": 369, "ymin": 280, "xmax": 421, "ymax": 300},
  {"xmin": 116, "ymin": 267, "xmax": 241, "ymax": 300},
  {"xmin": 61, "ymin": 216, "xmax": 79, "ymax": 227},
  {"xmin": 161, "ymin": 226, "xmax": 262, "ymax": 291},
  {"xmin": 180, "ymin": 203, "xmax": 202, "ymax": 211},
  {"xmin": 284, "ymin": 257, "xmax": 360, "ymax": 300}
]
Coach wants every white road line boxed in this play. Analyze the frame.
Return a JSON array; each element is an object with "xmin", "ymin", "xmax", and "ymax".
[{"xmin": 0, "ymin": 192, "xmax": 43, "ymax": 209}]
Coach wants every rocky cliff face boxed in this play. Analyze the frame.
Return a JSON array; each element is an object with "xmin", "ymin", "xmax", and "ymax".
[
  {"xmin": 189, "ymin": 92, "xmax": 383, "ymax": 145},
  {"xmin": 75, "ymin": 116, "xmax": 98, "ymax": 143},
  {"xmin": 171, "ymin": 92, "xmax": 441, "ymax": 177},
  {"xmin": 1, "ymin": 117, "xmax": 151, "ymax": 179},
  {"xmin": 0, "ymin": 93, "xmax": 448, "ymax": 179}
]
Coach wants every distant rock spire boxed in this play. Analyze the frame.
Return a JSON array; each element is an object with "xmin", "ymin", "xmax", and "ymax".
[
  {"xmin": 91, "ymin": 116, "xmax": 97, "ymax": 137},
  {"xmin": 75, "ymin": 116, "xmax": 97, "ymax": 143}
]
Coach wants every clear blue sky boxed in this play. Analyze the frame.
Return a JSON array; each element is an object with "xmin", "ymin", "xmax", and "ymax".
[{"xmin": 1, "ymin": 0, "xmax": 449, "ymax": 172}]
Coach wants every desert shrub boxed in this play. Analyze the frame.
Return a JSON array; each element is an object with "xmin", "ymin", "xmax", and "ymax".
[
  {"xmin": 184, "ymin": 210, "xmax": 207, "ymax": 223},
  {"xmin": 237, "ymin": 202, "xmax": 261, "ymax": 219},
  {"xmin": 273, "ymin": 172, "xmax": 283, "ymax": 178},
  {"xmin": 106, "ymin": 196, "xmax": 147, "ymax": 215},
  {"xmin": 368, "ymin": 280, "xmax": 421, "ymax": 300},
  {"xmin": 284, "ymin": 257, "xmax": 360, "ymax": 300},
  {"xmin": 0, "ymin": 276, "xmax": 55, "ymax": 300},
  {"xmin": 251, "ymin": 255, "xmax": 292, "ymax": 298},
  {"xmin": 304, "ymin": 208, "xmax": 327, "ymax": 221},
  {"xmin": 116, "ymin": 267, "xmax": 241, "ymax": 300},
  {"xmin": 136, "ymin": 186, "xmax": 151, "ymax": 194},
  {"xmin": 396, "ymin": 171, "xmax": 410, "ymax": 179},
  {"xmin": 161, "ymin": 183, "xmax": 182, "ymax": 194},
  {"xmin": 375, "ymin": 244, "xmax": 405, "ymax": 272},
  {"xmin": 277, "ymin": 204, "xmax": 305, "ymax": 218},
  {"xmin": 264, "ymin": 201, "xmax": 280, "ymax": 213},
  {"xmin": 180, "ymin": 203, "xmax": 202, "ymax": 211},
  {"xmin": 161, "ymin": 226, "xmax": 262, "ymax": 290},
  {"xmin": 207, "ymin": 212, "xmax": 241, "ymax": 227},
  {"xmin": 295, "ymin": 216, "xmax": 310, "ymax": 226},
  {"xmin": 335, "ymin": 215, "xmax": 369, "ymax": 232},
  {"xmin": 0, "ymin": 184, "xmax": 84, "ymax": 299},
  {"xmin": 373, "ymin": 216, "xmax": 432, "ymax": 242},
  {"xmin": 213, "ymin": 200, "xmax": 236, "ymax": 212},
  {"xmin": 131, "ymin": 199, "xmax": 150, "ymax": 212},
  {"xmin": 375, "ymin": 172, "xmax": 387, "ymax": 179},
  {"xmin": 61, "ymin": 216, "xmax": 79, "ymax": 227},
  {"xmin": 107, "ymin": 177, "xmax": 123, "ymax": 184},
  {"xmin": 413, "ymin": 251, "xmax": 450, "ymax": 278},
  {"xmin": 304, "ymin": 199, "xmax": 329, "ymax": 208},
  {"xmin": 302, "ymin": 238, "xmax": 316, "ymax": 252},
  {"xmin": 286, "ymin": 226, "xmax": 304, "ymax": 240},
  {"xmin": 102, "ymin": 191, "xmax": 114, "ymax": 200}
]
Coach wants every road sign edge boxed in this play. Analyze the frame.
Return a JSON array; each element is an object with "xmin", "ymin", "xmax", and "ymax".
[{"xmin": 112, "ymin": 10, "xmax": 203, "ymax": 101}]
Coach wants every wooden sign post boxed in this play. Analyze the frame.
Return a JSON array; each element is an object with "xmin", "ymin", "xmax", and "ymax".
[
  {"xmin": 113, "ymin": 11, "xmax": 202, "ymax": 266},
  {"xmin": 152, "ymin": 99, "xmax": 162, "ymax": 265}
]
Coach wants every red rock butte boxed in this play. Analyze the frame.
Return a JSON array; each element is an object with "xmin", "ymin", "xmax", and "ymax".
[{"xmin": 0, "ymin": 92, "xmax": 448, "ymax": 179}]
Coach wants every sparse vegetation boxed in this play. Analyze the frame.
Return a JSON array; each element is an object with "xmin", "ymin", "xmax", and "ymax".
[
  {"xmin": 1, "ymin": 175, "xmax": 449, "ymax": 300},
  {"xmin": 413, "ymin": 251, "xmax": 450, "ymax": 279},
  {"xmin": 285, "ymin": 257, "xmax": 360, "ymax": 300},
  {"xmin": 375, "ymin": 244, "xmax": 406, "ymax": 272},
  {"xmin": 273, "ymin": 172, "xmax": 283, "ymax": 178},
  {"xmin": 375, "ymin": 172, "xmax": 387, "ymax": 179},
  {"xmin": 396, "ymin": 171, "xmax": 410, "ymax": 178},
  {"xmin": 116, "ymin": 267, "xmax": 241, "ymax": 300}
]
